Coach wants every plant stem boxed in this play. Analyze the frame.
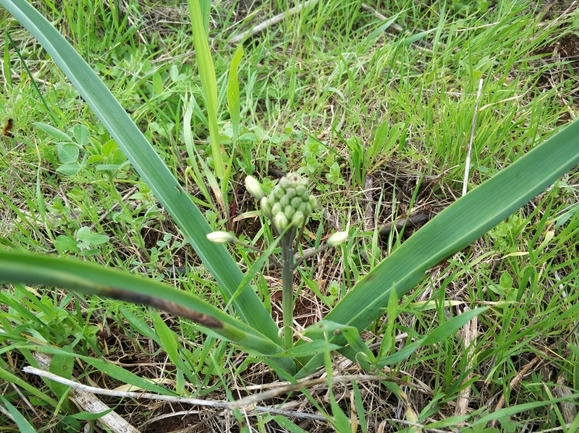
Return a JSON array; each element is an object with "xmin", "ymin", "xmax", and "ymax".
[{"xmin": 281, "ymin": 229, "xmax": 296, "ymax": 349}]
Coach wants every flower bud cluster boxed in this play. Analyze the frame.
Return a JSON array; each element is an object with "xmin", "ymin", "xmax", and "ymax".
[{"xmin": 260, "ymin": 173, "xmax": 316, "ymax": 232}]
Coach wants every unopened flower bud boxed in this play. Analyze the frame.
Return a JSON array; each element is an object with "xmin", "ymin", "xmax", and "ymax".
[
  {"xmin": 271, "ymin": 202, "xmax": 282, "ymax": 217},
  {"xmin": 326, "ymin": 231, "xmax": 348, "ymax": 247},
  {"xmin": 284, "ymin": 205, "xmax": 295, "ymax": 219},
  {"xmin": 261, "ymin": 196, "xmax": 272, "ymax": 218},
  {"xmin": 206, "ymin": 231, "xmax": 235, "ymax": 244},
  {"xmin": 273, "ymin": 212, "xmax": 288, "ymax": 231},
  {"xmin": 245, "ymin": 176, "xmax": 264, "ymax": 199},
  {"xmin": 291, "ymin": 211, "xmax": 305, "ymax": 226},
  {"xmin": 291, "ymin": 197, "xmax": 302, "ymax": 208}
]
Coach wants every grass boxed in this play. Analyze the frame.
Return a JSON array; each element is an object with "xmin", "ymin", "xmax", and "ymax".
[{"xmin": 2, "ymin": 0, "xmax": 579, "ymax": 431}]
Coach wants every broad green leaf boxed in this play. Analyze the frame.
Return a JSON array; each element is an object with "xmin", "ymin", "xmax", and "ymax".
[
  {"xmin": 0, "ymin": 0, "xmax": 279, "ymax": 345},
  {"xmin": 271, "ymin": 341, "xmax": 343, "ymax": 359},
  {"xmin": 472, "ymin": 395, "xmax": 579, "ymax": 426},
  {"xmin": 375, "ymin": 308, "xmax": 487, "ymax": 368},
  {"xmin": 337, "ymin": 325, "xmax": 376, "ymax": 368},
  {"xmin": 76, "ymin": 227, "xmax": 109, "ymax": 246},
  {"xmin": 304, "ymin": 320, "xmax": 374, "ymax": 368},
  {"xmin": 48, "ymin": 348, "xmax": 74, "ymax": 407},
  {"xmin": 56, "ymin": 163, "xmax": 81, "ymax": 176},
  {"xmin": 366, "ymin": 13, "xmax": 401, "ymax": 41},
  {"xmin": 68, "ymin": 409, "xmax": 114, "ymax": 421},
  {"xmin": 151, "ymin": 311, "xmax": 179, "ymax": 363},
  {"xmin": 421, "ymin": 307, "xmax": 487, "ymax": 346},
  {"xmin": 119, "ymin": 307, "xmax": 160, "ymax": 343},
  {"xmin": 352, "ymin": 382, "xmax": 368, "ymax": 433},
  {"xmin": 57, "ymin": 143, "xmax": 79, "ymax": 164},
  {"xmin": 329, "ymin": 391, "xmax": 351, "ymax": 432},
  {"xmin": 370, "ymin": 120, "xmax": 390, "ymax": 159},
  {"xmin": 21, "ymin": 344, "xmax": 174, "ymax": 395},
  {"xmin": 152, "ymin": 71, "xmax": 163, "ymax": 95},
  {"xmin": 71, "ymin": 124, "xmax": 90, "ymax": 146},
  {"xmin": 0, "ymin": 366, "xmax": 58, "ymax": 407},
  {"xmin": 298, "ymin": 118, "xmax": 579, "ymax": 376}
]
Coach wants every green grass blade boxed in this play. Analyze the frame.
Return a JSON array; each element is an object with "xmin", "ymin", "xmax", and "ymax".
[
  {"xmin": 0, "ymin": 395, "xmax": 37, "ymax": 433},
  {"xmin": 0, "ymin": 0, "xmax": 278, "ymax": 342},
  {"xmin": 186, "ymin": 0, "xmax": 225, "ymax": 179},
  {"xmin": 298, "ymin": 118, "xmax": 579, "ymax": 376},
  {"xmin": 0, "ymin": 366, "xmax": 59, "ymax": 408},
  {"xmin": 228, "ymin": 44, "xmax": 243, "ymax": 145}
]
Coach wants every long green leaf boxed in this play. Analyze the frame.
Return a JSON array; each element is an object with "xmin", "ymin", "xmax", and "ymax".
[
  {"xmin": 0, "ymin": 0, "xmax": 279, "ymax": 342},
  {"xmin": 298, "ymin": 118, "xmax": 579, "ymax": 377},
  {"xmin": 0, "ymin": 249, "xmax": 294, "ymax": 373}
]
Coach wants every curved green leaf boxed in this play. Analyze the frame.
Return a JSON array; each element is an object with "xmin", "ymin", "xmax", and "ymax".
[{"xmin": 0, "ymin": 249, "xmax": 294, "ymax": 373}]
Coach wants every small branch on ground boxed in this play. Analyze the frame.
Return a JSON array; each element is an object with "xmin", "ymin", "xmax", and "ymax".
[
  {"xmin": 229, "ymin": 0, "xmax": 320, "ymax": 45},
  {"xmin": 32, "ymin": 352, "xmax": 140, "ymax": 433}
]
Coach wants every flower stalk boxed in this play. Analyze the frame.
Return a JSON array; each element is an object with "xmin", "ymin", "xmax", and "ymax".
[
  {"xmin": 280, "ymin": 226, "xmax": 297, "ymax": 348},
  {"xmin": 259, "ymin": 173, "xmax": 316, "ymax": 348},
  {"xmin": 208, "ymin": 173, "xmax": 348, "ymax": 349}
]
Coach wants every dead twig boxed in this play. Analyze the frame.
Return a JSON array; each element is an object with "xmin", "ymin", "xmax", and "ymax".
[
  {"xmin": 229, "ymin": 0, "xmax": 320, "ymax": 45},
  {"xmin": 32, "ymin": 352, "xmax": 141, "ymax": 433}
]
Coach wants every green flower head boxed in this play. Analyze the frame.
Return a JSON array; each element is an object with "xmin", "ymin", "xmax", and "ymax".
[{"xmin": 262, "ymin": 173, "xmax": 316, "ymax": 232}]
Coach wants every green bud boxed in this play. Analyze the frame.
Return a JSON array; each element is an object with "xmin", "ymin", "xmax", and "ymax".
[
  {"xmin": 271, "ymin": 202, "xmax": 282, "ymax": 217},
  {"xmin": 261, "ymin": 196, "xmax": 272, "ymax": 218},
  {"xmin": 245, "ymin": 176, "xmax": 264, "ymax": 199},
  {"xmin": 290, "ymin": 196, "xmax": 302, "ymax": 209},
  {"xmin": 273, "ymin": 212, "xmax": 288, "ymax": 231},
  {"xmin": 291, "ymin": 211, "xmax": 305, "ymax": 226},
  {"xmin": 206, "ymin": 231, "xmax": 235, "ymax": 244},
  {"xmin": 284, "ymin": 205, "xmax": 295, "ymax": 219},
  {"xmin": 262, "ymin": 173, "xmax": 317, "ymax": 233}
]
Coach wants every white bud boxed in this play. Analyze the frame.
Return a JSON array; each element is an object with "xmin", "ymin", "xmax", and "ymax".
[
  {"xmin": 245, "ymin": 176, "xmax": 264, "ymax": 199},
  {"xmin": 206, "ymin": 231, "xmax": 235, "ymax": 244},
  {"xmin": 326, "ymin": 231, "xmax": 348, "ymax": 247}
]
